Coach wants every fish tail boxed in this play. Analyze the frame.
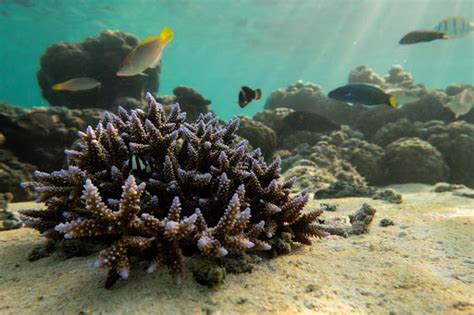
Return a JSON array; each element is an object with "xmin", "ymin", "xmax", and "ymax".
[
  {"xmin": 254, "ymin": 88, "xmax": 262, "ymax": 100},
  {"xmin": 388, "ymin": 95, "xmax": 397, "ymax": 108},
  {"xmin": 470, "ymin": 22, "xmax": 474, "ymax": 31},
  {"xmin": 160, "ymin": 26, "xmax": 174, "ymax": 44},
  {"xmin": 52, "ymin": 83, "xmax": 63, "ymax": 91}
]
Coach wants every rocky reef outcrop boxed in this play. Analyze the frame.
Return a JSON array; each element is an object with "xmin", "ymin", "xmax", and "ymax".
[
  {"xmin": 236, "ymin": 115, "xmax": 277, "ymax": 159},
  {"xmin": 348, "ymin": 65, "xmax": 385, "ymax": 86},
  {"xmin": 0, "ymin": 148, "xmax": 35, "ymax": 201},
  {"xmin": 383, "ymin": 138, "xmax": 449, "ymax": 184},
  {"xmin": 0, "ymin": 104, "xmax": 103, "ymax": 171},
  {"xmin": 155, "ymin": 86, "xmax": 211, "ymax": 122},
  {"xmin": 0, "ymin": 192, "xmax": 22, "ymax": 231},
  {"xmin": 264, "ymin": 80, "xmax": 333, "ymax": 113},
  {"xmin": 37, "ymin": 30, "xmax": 159, "ymax": 110},
  {"xmin": 374, "ymin": 119, "xmax": 474, "ymax": 187},
  {"xmin": 254, "ymin": 65, "xmax": 473, "ymax": 188},
  {"xmin": 20, "ymin": 94, "xmax": 325, "ymax": 288}
]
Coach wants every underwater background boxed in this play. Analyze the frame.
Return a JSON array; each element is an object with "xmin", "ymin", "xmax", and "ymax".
[
  {"xmin": 0, "ymin": 0, "xmax": 473, "ymax": 119},
  {"xmin": 1, "ymin": 1, "xmax": 474, "ymax": 314}
]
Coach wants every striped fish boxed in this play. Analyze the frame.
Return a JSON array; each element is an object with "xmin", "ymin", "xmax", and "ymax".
[
  {"xmin": 434, "ymin": 16, "xmax": 474, "ymax": 38},
  {"xmin": 125, "ymin": 154, "xmax": 152, "ymax": 175}
]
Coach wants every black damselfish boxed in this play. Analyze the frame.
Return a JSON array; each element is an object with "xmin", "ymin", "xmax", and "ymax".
[
  {"xmin": 239, "ymin": 86, "xmax": 262, "ymax": 108},
  {"xmin": 328, "ymin": 83, "xmax": 397, "ymax": 108}
]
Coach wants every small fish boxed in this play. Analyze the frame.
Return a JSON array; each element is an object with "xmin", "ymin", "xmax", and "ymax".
[
  {"xmin": 281, "ymin": 111, "xmax": 341, "ymax": 133},
  {"xmin": 384, "ymin": 87, "xmax": 424, "ymax": 105},
  {"xmin": 117, "ymin": 26, "xmax": 173, "ymax": 77},
  {"xmin": 444, "ymin": 89, "xmax": 473, "ymax": 119},
  {"xmin": 16, "ymin": 112, "xmax": 60, "ymax": 129},
  {"xmin": 399, "ymin": 30, "xmax": 448, "ymax": 45},
  {"xmin": 238, "ymin": 86, "xmax": 262, "ymax": 108},
  {"xmin": 126, "ymin": 154, "xmax": 152, "ymax": 175},
  {"xmin": 52, "ymin": 77, "xmax": 101, "ymax": 92},
  {"xmin": 434, "ymin": 16, "xmax": 474, "ymax": 38},
  {"xmin": 328, "ymin": 83, "xmax": 397, "ymax": 108}
]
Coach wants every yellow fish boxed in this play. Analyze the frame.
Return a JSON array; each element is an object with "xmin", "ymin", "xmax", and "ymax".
[
  {"xmin": 52, "ymin": 77, "xmax": 101, "ymax": 91},
  {"xmin": 117, "ymin": 26, "xmax": 173, "ymax": 77}
]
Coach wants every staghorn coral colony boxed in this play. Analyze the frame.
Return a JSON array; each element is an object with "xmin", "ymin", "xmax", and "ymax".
[{"xmin": 20, "ymin": 93, "xmax": 325, "ymax": 288}]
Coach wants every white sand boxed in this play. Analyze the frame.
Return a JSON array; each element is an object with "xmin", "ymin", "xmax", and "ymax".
[{"xmin": 0, "ymin": 184, "xmax": 473, "ymax": 314}]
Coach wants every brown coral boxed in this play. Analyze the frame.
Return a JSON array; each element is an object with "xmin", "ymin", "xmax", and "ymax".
[{"xmin": 20, "ymin": 93, "xmax": 324, "ymax": 288}]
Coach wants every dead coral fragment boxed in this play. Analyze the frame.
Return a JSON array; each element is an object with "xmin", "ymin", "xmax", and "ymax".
[
  {"xmin": 20, "ymin": 93, "xmax": 324, "ymax": 288},
  {"xmin": 316, "ymin": 203, "xmax": 376, "ymax": 237}
]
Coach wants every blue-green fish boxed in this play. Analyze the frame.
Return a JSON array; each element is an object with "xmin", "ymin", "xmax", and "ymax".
[
  {"xmin": 434, "ymin": 16, "xmax": 474, "ymax": 38},
  {"xmin": 328, "ymin": 83, "xmax": 397, "ymax": 108}
]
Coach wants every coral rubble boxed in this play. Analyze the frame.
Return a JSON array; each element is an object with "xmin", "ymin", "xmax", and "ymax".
[
  {"xmin": 315, "ymin": 203, "xmax": 376, "ymax": 237},
  {"xmin": 314, "ymin": 181, "xmax": 402, "ymax": 204},
  {"xmin": 20, "ymin": 94, "xmax": 325, "ymax": 288},
  {"xmin": 0, "ymin": 192, "xmax": 22, "ymax": 231}
]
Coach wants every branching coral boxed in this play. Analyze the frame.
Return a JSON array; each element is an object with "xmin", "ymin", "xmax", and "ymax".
[{"xmin": 20, "ymin": 93, "xmax": 325, "ymax": 288}]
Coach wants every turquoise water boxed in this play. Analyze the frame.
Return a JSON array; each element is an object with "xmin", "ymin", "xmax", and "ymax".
[{"xmin": 0, "ymin": 0, "xmax": 472, "ymax": 120}]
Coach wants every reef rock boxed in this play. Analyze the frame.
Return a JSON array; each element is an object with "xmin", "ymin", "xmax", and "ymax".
[
  {"xmin": 314, "ymin": 181, "xmax": 402, "ymax": 204},
  {"xmin": 37, "ymin": 30, "xmax": 159, "ymax": 110},
  {"xmin": 348, "ymin": 65, "xmax": 385, "ymax": 86},
  {"xmin": 264, "ymin": 80, "xmax": 331, "ymax": 113},
  {"xmin": 0, "ymin": 192, "xmax": 22, "ymax": 231},
  {"xmin": 0, "ymin": 104, "xmax": 104, "ymax": 171},
  {"xmin": 236, "ymin": 116, "xmax": 277, "ymax": 159},
  {"xmin": 155, "ymin": 86, "xmax": 211, "ymax": 122},
  {"xmin": 384, "ymin": 64, "xmax": 414, "ymax": 86},
  {"xmin": 374, "ymin": 119, "xmax": 474, "ymax": 187},
  {"xmin": 426, "ymin": 121, "xmax": 474, "ymax": 187},
  {"xmin": 315, "ymin": 203, "xmax": 377, "ymax": 237},
  {"xmin": 20, "ymin": 93, "xmax": 326, "ymax": 288},
  {"xmin": 382, "ymin": 137, "xmax": 449, "ymax": 184},
  {"xmin": 337, "ymin": 137, "xmax": 385, "ymax": 185},
  {"xmin": 282, "ymin": 140, "xmax": 366, "ymax": 192},
  {"xmin": 0, "ymin": 149, "xmax": 35, "ymax": 200}
]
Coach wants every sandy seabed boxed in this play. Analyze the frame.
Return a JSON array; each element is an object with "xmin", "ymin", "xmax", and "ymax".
[{"xmin": 0, "ymin": 184, "xmax": 473, "ymax": 315}]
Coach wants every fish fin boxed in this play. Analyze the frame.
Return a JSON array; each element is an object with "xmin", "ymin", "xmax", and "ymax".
[
  {"xmin": 159, "ymin": 26, "xmax": 173, "ymax": 45},
  {"xmin": 139, "ymin": 35, "xmax": 161, "ymax": 46},
  {"xmin": 137, "ymin": 72, "xmax": 149, "ymax": 77},
  {"xmin": 138, "ymin": 25, "xmax": 173, "ymax": 47},
  {"xmin": 388, "ymin": 96, "xmax": 398, "ymax": 108},
  {"xmin": 254, "ymin": 88, "xmax": 262, "ymax": 100},
  {"xmin": 52, "ymin": 83, "xmax": 63, "ymax": 91}
]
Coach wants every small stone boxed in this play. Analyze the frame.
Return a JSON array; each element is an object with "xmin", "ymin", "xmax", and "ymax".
[
  {"xmin": 320, "ymin": 203, "xmax": 337, "ymax": 212},
  {"xmin": 3, "ymin": 219, "xmax": 22, "ymax": 230},
  {"xmin": 305, "ymin": 284, "xmax": 317, "ymax": 292},
  {"xmin": 452, "ymin": 301, "xmax": 473, "ymax": 310},
  {"xmin": 379, "ymin": 218, "xmax": 395, "ymax": 227},
  {"xmin": 235, "ymin": 297, "xmax": 247, "ymax": 305},
  {"xmin": 193, "ymin": 264, "xmax": 226, "ymax": 288},
  {"xmin": 463, "ymin": 259, "xmax": 474, "ymax": 264},
  {"xmin": 398, "ymin": 232, "xmax": 407, "ymax": 237}
]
